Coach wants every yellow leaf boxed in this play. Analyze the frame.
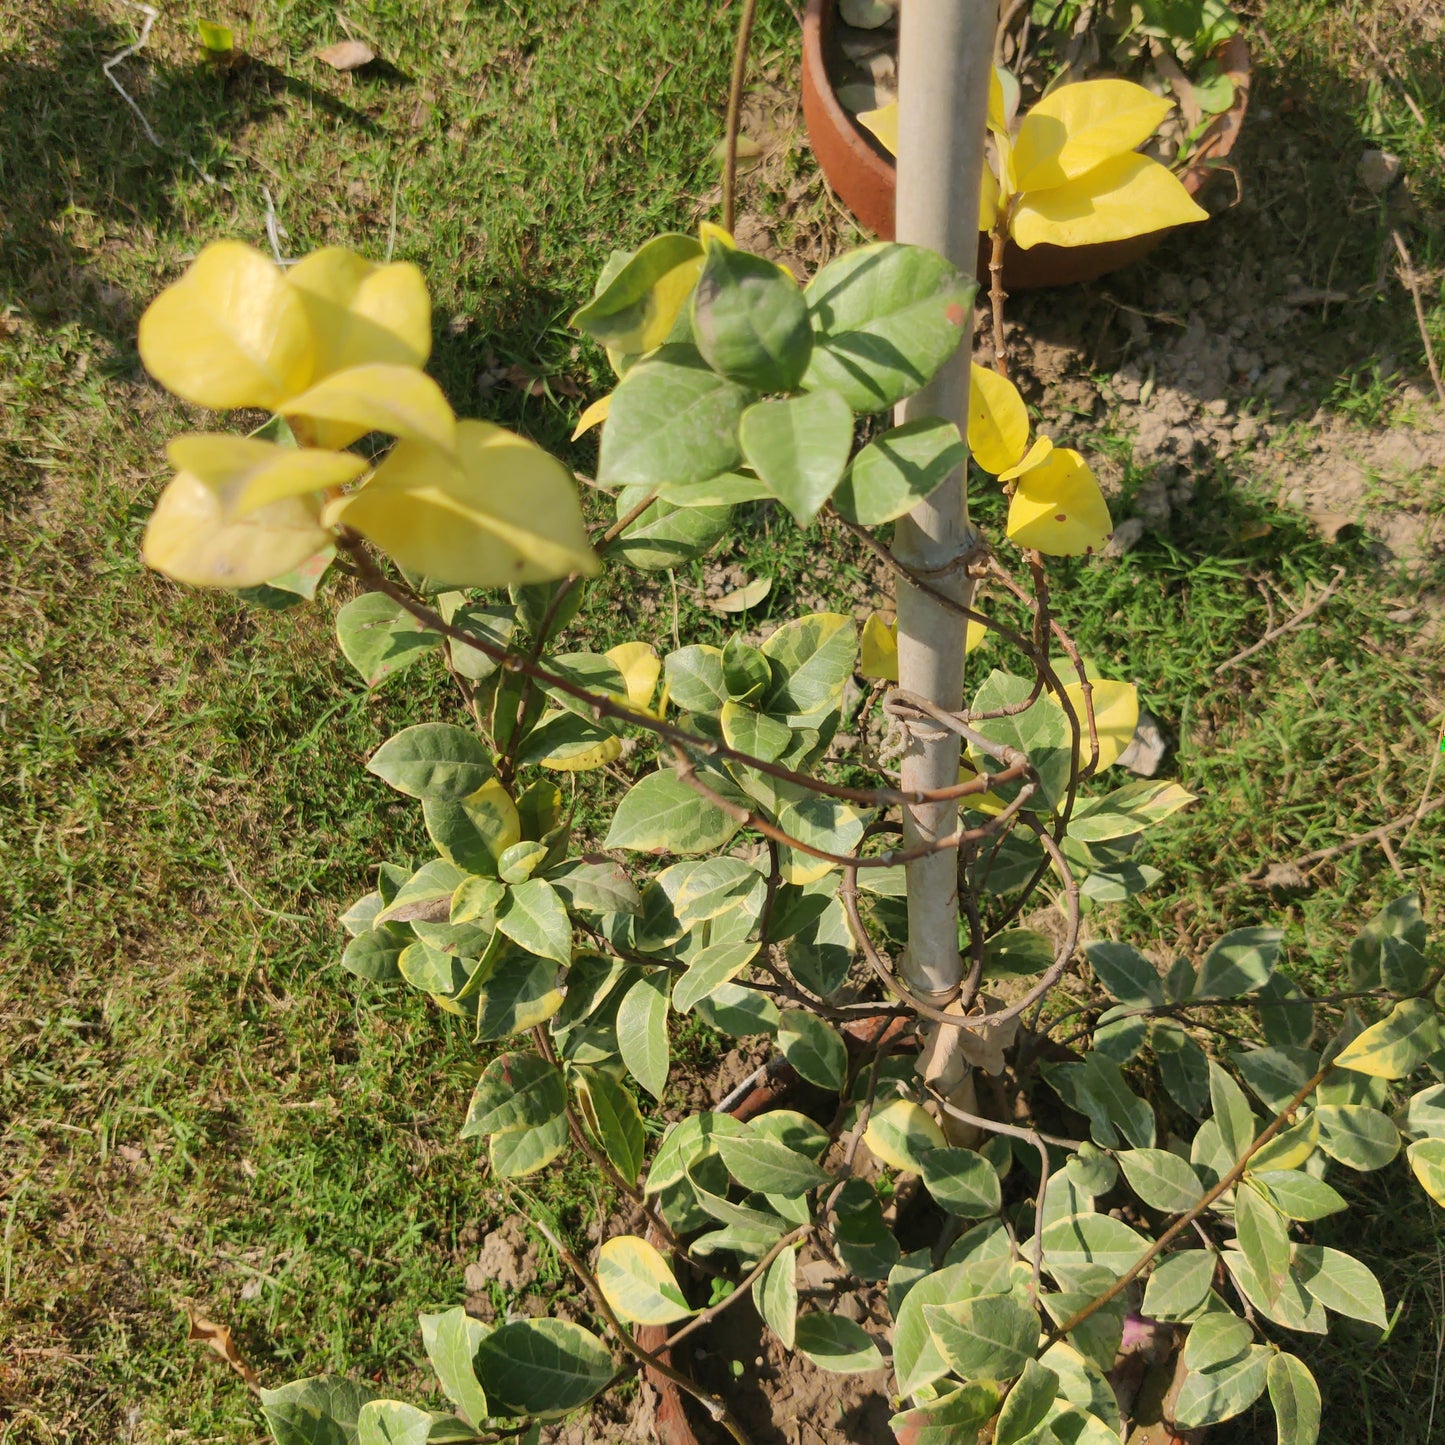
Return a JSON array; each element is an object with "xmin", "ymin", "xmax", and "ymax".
[
  {"xmin": 539, "ymin": 722, "xmax": 624, "ymax": 772},
  {"xmin": 979, "ymin": 163, "xmax": 1000, "ymax": 232},
  {"xmin": 860, "ymin": 612, "xmax": 899, "ymax": 682},
  {"xmin": 571, "ymin": 392, "xmax": 611, "ymax": 441},
  {"xmin": 779, "ymin": 850, "xmax": 834, "ymax": 888},
  {"xmin": 1006, "ymin": 447, "xmax": 1112, "ymax": 556},
  {"xmin": 857, "ymin": 101, "xmax": 898, "ymax": 155},
  {"xmin": 285, "ymin": 246, "xmax": 431, "ymax": 378},
  {"xmin": 998, "ymin": 434, "xmax": 1053, "ymax": 482},
  {"xmin": 864, "ymin": 1098, "xmax": 946, "ymax": 1173},
  {"xmin": 606, "ymin": 641, "xmax": 661, "ymax": 713},
  {"xmin": 957, "ymin": 756, "xmax": 1010, "ymax": 816},
  {"xmin": 1012, "ymin": 79, "xmax": 1173, "ymax": 193},
  {"xmin": 138, "ymin": 241, "xmax": 314, "ymax": 411},
  {"xmin": 597, "ymin": 1236, "xmax": 694, "ymax": 1326},
  {"xmin": 166, "ymin": 433, "xmax": 366, "ymax": 519},
  {"xmin": 142, "ymin": 469, "xmax": 330, "ymax": 589},
  {"xmin": 988, "ymin": 66, "xmax": 1008, "ymax": 134},
  {"xmin": 465, "ymin": 778, "xmax": 522, "ymax": 862},
  {"xmin": 1011, "ymin": 152, "xmax": 1208, "ymax": 251},
  {"xmin": 1052, "ymin": 678, "xmax": 1138, "ymax": 771},
  {"xmin": 1248, "ymin": 1114, "xmax": 1319, "ymax": 1173},
  {"xmin": 967, "ymin": 364, "xmax": 1030, "ymax": 475},
  {"xmin": 328, "ymin": 421, "xmax": 597, "ymax": 588},
  {"xmin": 571, "ymin": 234, "xmax": 704, "ymax": 357},
  {"xmin": 697, "ymin": 221, "xmax": 737, "ymax": 252},
  {"xmin": 279, "ymin": 362, "xmax": 457, "ymax": 452}
]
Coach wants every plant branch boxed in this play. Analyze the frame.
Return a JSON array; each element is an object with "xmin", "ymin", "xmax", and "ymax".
[
  {"xmin": 663, "ymin": 1226, "xmax": 808, "ymax": 1351},
  {"xmin": 721, "ymin": 0, "xmax": 759, "ymax": 234}
]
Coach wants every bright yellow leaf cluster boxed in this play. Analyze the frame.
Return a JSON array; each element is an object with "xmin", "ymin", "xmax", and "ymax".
[
  {"xmin": 967, "ymin": 363, "xmax": 1112, "ymax": 557},
  {"xmin": 859, "ymin": 610, "xmax": 985, "ymax": 683},
  {"xmin": 537, "ymin": 642, "xmax": 665, "ymax": 772},
  {"xmin": 859, "ymin": 73, "xmax": 1208, "ymax": 251},
  {"xmin": 138, "ymin": 241, "xmax": 595, "ymax": 591}
]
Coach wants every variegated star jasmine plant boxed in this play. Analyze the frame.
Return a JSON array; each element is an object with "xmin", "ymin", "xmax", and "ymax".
[{"xmin": 137, "ymin": 87, "xmax": 1444, "ymax": 1445}]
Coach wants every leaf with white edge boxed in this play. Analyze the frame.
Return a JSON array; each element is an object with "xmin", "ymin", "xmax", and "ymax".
[
  {"xmin": 759, "ymin": 612, "xmax": 858, "ymax": 722},
  {"xmin": 1184, "ymin": 1311, "xmax": 1254, "ymax": 1370},
  {"xmin": 1267, "ymin": 1353, "xmax": 1321, "ymax": 1445},
  {"xmin": 691, "ymin": 244, "xmax": 812, "ymax": 392},
  {"xmin": 617, "ymin": 971, "xmax": 670, "ymax": 1100},
  {"xmin": 596, "ymin": 1236, "xmax": 693, "ymax": 1325},
  {"xmin": 830, "ymin": 1177, "xmax": 900, "ymax": 1281},
  {"xmin": 739, "ymin": 389, "xmax": 853, "ymax": 526},
  {"xmin": 833, "ymin": 418, "xmax": 967, "ymax": 526},
  {"xmin": 1142, "ymin": 1250, "xmax": 1216, "ymax": 1322},
  {"xmin": 356, "ymin": 1401, "xmax": 433, "ymax": 1445},
  {"xmin": 1222, "ymin": 1249, "xmax": 1325, "ymax": 1335},
  {"xmin": 1195, "ymin": 927, "xmax": 1282, "ymax": 999},
  {"xmin": 921, "ymin": 1147, "xmax": 1002, "ymax": 1218},
  {"xmin": 418, "ymin": 1309, "xmax": 489, "ymax": 1426},
  {"xmin": 1153, "ymin": 1021, "xmax": 1211, "ymax": 1118},
  {"xmin": 644, "ymin": 1112, "xmax": 750, "ymax": 1194},
  {"xmin": 488, "ymin": 1114, "xmax": 567, "ymax": 1177},
  {"xmin": 1247, "ymin": 1171, "xmax": 1346, "ymax": 1222},
  {"xmin": 753, "ymin": 1246, "xmax": 799, "ymax": 1349},
  {"xmin": 1293, "ymin": 1245, "xmax": 1388, "ymax": 1328},
  {"xmin": 461, "ymin": 1053, "xmax": 566, "ymax": 1139},
  {"xmin": 888, "ymin": 1382, "xmax": 1003, "ymax": 1445},
  {"xmin": 1408, "ymin": 1137, "xmax": 1445, "ymax": 1205},
  {"xmin": 1235, "ymin": 1182, "xmax": 1291, "ymax": 1305},
  {"xmin": 598, "ymin": 344, "xmax": 751, "ymax": 489},
  {"xmin": 994, "ymin": 1358, "xmax": 1060, "ymax": 1445},
  {"xmin": 794, "ymin": 1314, "xmax": 885, "ymax": 1374},
  {"xmin": 802, "ymin": 242, "xmax": 973, "ymax": 412},
  {"xmin": 893, "ymin": 1262, "xmax": 973, "ymax": 1396},
  {"xmin": 777, "ymin": 1009, "xmax": 847, "ymax": 1092},
  {"xmin": 1039, "ymin": 1340, "xmax": 1121, "ymax": 1434},
  {"xmin": 1176, "ymin": 1343, "xmax": 1272, "ymax": 1429},
  {"xmin": 1209, "ymin": 1061, "xmax": 1258, "ymax": 1164},
  {"xmin": 1039, "ymin": 1212, "xmax": 1150, "ymax": 1287},
  {"xmin": 1313, "ymin": 1105, "xmax": 1400, "ymax": 1170},
  {"xmin": 1082, "ymin": 1052, "xmax": 1156, "ymax": 1149},
  {"xmin": 864, "ymin": 1098, "xmax": 946, "ymax": 1173},
  {"xmin": 1116, "ymin": 1148, "xmax": 1204, "ymax": 1213},
  {"xmin": 473, "ymin": 950, "xmax": 562, "ymax": 1042},
  {"xmin": 714, "ymin": 1128, "xmax": 831, "ymax": 1197},
  {"xmin": 548, "ymin": 861, "xmax": 641, "ymax": 918},
  {"xmin": 472, "ymin": 1319, "xmax": 613, "ymax": 1417},
  {"xmin": 673, "ymin": 941, "xmax": 760, "ymax": 1014},
  {"xmin": 924, "ymin": 1292, "xmax": 1039, "ymax": 1382},
  {"xmin": 1333, "ymin": 999, "xmax": 1440, "ymax": 1079},
  {"xmin": 1231, "ymin": 1046, "xmax": 1319, "ymax": 1115},
  {"xmin": 605, "ymin": 768, "xmax": 749, "ymax": 855},
  {"xmin": 495, "ymin": 879, "xmax": 571, "ymax": 967},
  {"xmin": 259, "ymin": 1375, "xmax": 380, "ymax": 1445},
  {"xmin": 665, "ymin": 645, "xmax": 729, "ymax": 715},
  {"xmin": 695, "ymin": 983, "xmax": 780, "ymax": 1038},
  {"xmin": 573, "ymin": 1066, "xmax": 646, "ymax": 1185},
  {"xmin": 335, "ymin": 592, "xmax": 441, "ymax": 687},
  {"xmin": 1348, "ymin": 893, "xmax": 1426, "ymax": 989}
]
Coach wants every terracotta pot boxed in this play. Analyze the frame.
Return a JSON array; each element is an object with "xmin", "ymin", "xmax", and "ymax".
[{"xmin": 800, "ymin": 0, "xmax": 1252, "ymax": 289}]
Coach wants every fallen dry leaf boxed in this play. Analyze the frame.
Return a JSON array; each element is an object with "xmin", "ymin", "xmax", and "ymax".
[
  {"xmin": 186, "ymin": 1306, "xmax": 260, "ymax": 1392},
  {"xmin": 315, "ymin": 40, "xmax": 376, "ymax": 71},
  {"xmin": 709, "ymin": 576, "xmax": 772, "ymax": 613}
]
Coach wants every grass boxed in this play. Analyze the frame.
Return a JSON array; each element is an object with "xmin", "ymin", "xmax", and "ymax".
[{"xmin": 2, "ymin": 0, "xmax": 1445, "ymax": 1442}]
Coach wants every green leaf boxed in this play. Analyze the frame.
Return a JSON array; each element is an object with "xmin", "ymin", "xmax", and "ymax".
[
  {"xmin": 1221, "ymin": 1248, "xmax": 1325, "ymax": 1334},
  {"xmin": 1333, "ymin": 999, "xmax": 1440, "ymax": 1079},
  {"xmin": 472, "ymin": 1319, "xmax": 613, "ymax": 1416},
  {"xmin": 598, "ymin": 344, "xmax": 751, "ymax": 489},
  {"xmin": 695, "ymin": 982, "xmax": 779, "ymax": 1038},
  {"xmin": 1313, "ymin": 1104, "xmax": 1400, "ymax": 1170},
  {"xmin": 718, "ymin": 700, "xmax": 792, "ymax": 763},
  {"xmin": 1247, "ymin": 1170, "xmax": 1346, "ymax": 1221},
  {"xmin": 994, "ymin": 1358, "xmax": 1060, "ymax": 1445},
  {"xmin": 1039, "ymin": 1212, "xmax": 1150, "ymax": 1288},
  {"xmin": 336, "ymin": 592, "xmax": 440, "ymax": 687},
  {"xmin": 1408, "ymin": 1136, "xmax": 1445, "ymax": 1204},
  {"xmin": 665, "ymin": 644, "xmax": 729, "ymax": 715},
  {"xmin": 830, "ymin": 1176, "xmax": 901, "ymax": 1280},
  {"xmin": 786, "ymin": 896, "xmax": 855, "ymax": 998},
  {"xmin": 1267, "ymin": 1353, "xmax": 1321, "ymax": 1445},
  {"xmin": 1116, "ymin": 1148, "xmax": 1203, "ymax": 1213},
  {"xmin": 596, "ymin": 1235, "xmax": 693, "ymax": 1325},
  {"xmin": 673, "ymin": 940, "xmax": 760, "ymax": 1013},
  {"xmin": 1209, "ymin": 1061, "xmax": 1258, "ymax": 1164},
  {"xmin": 1175, "ymin": 1343, "xmax": 1271, "ymax": 1429},
  {"xmin": 1085, "ymin": 940, "xmax": 1164, "ymax": 1008},
  {"xmin": 645, "ymin": 1111, "xmax": 749, "ymax": 1193},
  {"xmin": 692, "ymin": 245, "xmax": 812, "ymax": 392},
  {"xmin": 888, "ymin": 1383, "xmax": 1003, "ymax": 1445},
  {"xmin": 548, "ymin": 860, "xmax": 641, "ymax": 917},
  {"xmin": 970, "ymin": 669, "xmax": 1072, "ymax": 812},
  {"xmin": 356, "ymin": 1402, "xmax": 433, "ymax": 1445},
  {"xmin": 1236, "ymin": 1182, "xmax": 1291, "ymax": 1305},
  {"xmin": 342, "ymin": 926, "xmax": 408, "ymax": 983},
  {"xmin": 1184, "ymin": 1311, "xmax": 1254, "ymax": 1370},
  {"xmin": 609, "ymin": 488, "xmax": 732, "ymax": 571},
  {"xmin": 418, "ymin": 1308, "xmax": 489, "ymax": 1427},
  {"xmin": 753, "ymin": 1245, "xmax": 799, "ymax": 1349},
  {"xmin": 605, "ymin": 768, "xmax": 748, "ymax": 855},
  {"xmin": 617, "ymin": 970, "xmax": 670, "ymax": 1100},
  {"xmin": 1141, "ymin": 1250, "xmax": 1216, "ymax": 1322},
  {"xmin": 777, "ymin": 1008, "xmax": 847, "ymax": 1091},
  {"xmin": 1349, "ymin": 893, "xmax": 1426, "ymax": 989},
  {"xmin": 1232, "ymin": 1046, "xmax": 1319, "ymax": 1115},
  {"xmin": 473, "ymin": 950, "xmax": 562, "ymax": 1041},
  {"xmin": 1293, "ymin": 1245, "xmax": 1388, "ymax": 1328},
  {"xmin": 1039, "ymin": 1289, "xmax": 1125, "ymax": 1376},
  {"xmin": 1093, "ymin": 1006, "xmax": 1147, "ymax": 1065},
  {"xmin": 793, "ymin": 1314, "xmax": 884, "ymax": 1373},
  {"xmin": 924, "ymin": 1292, "xmax": 1039, "ymax": 1382},
  {"xmin": 260, "ymin": 1376, "xmax": 379, "ymax": 1445},
  {"xmin": 833, "ymin": 417, "xmax": 967, "ymax": 525},
  {"xmin": 437, "ymin": 597, "xmax": 515, "ymax": 682},
  {"xmin": 759, "ymin": 612, "xmax": 858, "ymax": 722},
  {"xmin": 714, "ymin": 1125, "xmax": 830, "ymax": 1197},
  {"xmin": 1257, "ymin": 974, "xmax": 1316, "ymax": 1049},
  {"xmin": 367, "ymin": 724, "xmax": 493, "ymax": 801},
  {"xmin": 461, "ymin": 1053, "xmax": 566, "ymax": 1140},
  {"xmin": 496, "ymin": 879, "xmax": 571, "ymax": 966},
  {"xmin": 1194, "ymin": 926, "xmax": 1282, "ymax": 998},
  {"xmin": 893, "ymin": 1262, "xmax": 973, "ymax": 1396},
  {"xmin": 921, "ymin": 1147, "xmax": 1003, "ymax": 1218},
  {"xmin": 570, "ymin": 233, "xmax": 702, "ymax": 351},
  {"xmin": 738, "ymin": 389, "xmax": 853, "ymax": 526},
  {"xmin": 1152, "ymin": 1021, "xmax": 1210, "ymax": 1117},
  {"xmin": 722, "ymin": 634, "xmax": 772, "ymax": 703},
  {"xmin": 802, "ymin": 242, "xmax": 973, "ymax": 411},
  {"xmin": 574, "ymin": 1065, "xmax": 646, "ymax": 1184}
]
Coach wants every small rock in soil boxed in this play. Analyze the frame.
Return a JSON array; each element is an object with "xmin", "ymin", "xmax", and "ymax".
[
  {"xmin": 1106, "ymin": 516, "xmax": 1147, "ymax": 557},
  {"xmin": 1118, "ymin": 707, "xmax": 1168, "ymax": 778},
  {"xmin": 840, "ymin": 0, "xmax": 899, "ymax": 27},
  {"xmin": 1359, "ymin": 148, "xmax": 1403, "ymax": 194}
]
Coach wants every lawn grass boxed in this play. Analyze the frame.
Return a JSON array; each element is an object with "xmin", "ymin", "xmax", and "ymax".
[{"xmin": 2, "ymin": 0, "xmax": 1445, "ymax": 1442}]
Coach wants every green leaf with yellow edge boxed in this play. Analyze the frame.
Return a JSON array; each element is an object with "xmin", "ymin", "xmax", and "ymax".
[
  {"xmin": 672, "ymin": 940, "xmax": 760, "ymax": 1014},
  {"xmin": 1069, "ymin": 779, "xmax": 1196, "ymax": 842},
  {"xmin": 573, "ymin": 1066, "xmax": 646, "ymax": 1185},
  {"xmin": 165, "ymin": 434, "xmax": 367, "ymax": 520},
  {"xmin": 278, "ymin": 363, "xmax": 456, "ymax": 452},
  {"xmin": 138, "ymin": 240, "xmax": 314, "ymax": 410},
  {"xmin": 777, "ymin": 1009, "xmax": 847, "ymax": 1092},
  {"xmin": 1293, "ymin": 1245, "xmax": 1387, "ymax": 1328},
  {"xmin": 368, "ymin": 723, "xmax": 493, "ymax": 802},
  {"xmin": 801, "ymin": 242, "xmax": 973, "ymax": 412},
  {"xmin": 793, "ymin": 1314, "xmax": 884, "ymax": 1374},
  {"xmin": 285, "ymin": 246, "xmax": 431, "ymax": 380},
  {"xmin": 461, "ymin": 1052, "xmax": 566, "ymax": 1139},
  {"xmin": 1267, "ymin": 1353, "xmax": 1321, "ymax": 1445},
  {"xmin": 759, "ymin": 611, "xmax": 857, "ymax": 721},
  {"xmin": 833, "ymin": 417, "xmax": 966, "ymax": 525},
  {"xmin": 496, "ymin": 879, "xmax": 571, "ymax": 967},
  {"xmin": 1333, "ymin": 999, "xmax": 1440, "ymax": 1079},
  {"xmin": 472, "ymin": 1319, "xmax": 613, "ymax": 1417},
  {"xmin": 1407, "ymin": 1137, "xmax": 1445, "ymax": 1205},
  {"xmin": 1246, "ymin": 1111, "xmax": 1319, "ymax": 1172},
  {"xmin": 473, "ymin": 949, "xmax": 562, "ymax": 1041},
  {"xmin": 864, "ymin": 1097, "xmax": 947, "ymax": 1173},
  {"xmin": 424, "ymin": 778, "xmax": 521, "ymax": 876},
  {"xmin": 1006, "ymin": 446, "xmax": 1112, "ymax": 556},
  {"xmin": 329, "ymin": 422, "xmax": 595, "ymax": 589},
  {"xmin": 1012, "ymin": 79, "xmax": 1173, "ymax": 192},
  {"xmin": 1012, "ymin": 152, "xmax": 1208, "ymax": 251},
  {"xmin": 570, "ymin": 233, "xmax": 704, "ymax": 355},
  {"xmin": 888, "ymin": 1382, "xmax": 1003, "ymax": 1445},
  {"xmin": 490, "ymin": 1112, "xmax": 568, "ymax": 1178},
  {"xmin": 738, "ymin": 389, "xmax": 854, "ymax": 526},
  {"xmin": 921, "ymin": 1147, "xmax": 1003, "ymax": 1218},
  {"xmin": 617, "ymin": 970, "xmax": 670, "ymax": 1100},
  {"xmin": 720, "ymin": 701, "xmax": 792, "ymax": 763},
  {"xmin": 596, "ymin": 1236, "xmax": 694, "ymax": 1325},
  {"xmin": 924, "ymin": 1291, "xmax": 1039, "ymax": 1382},
  {"xmin": 753, "ymin": 1246, "xmax": 799, "ymax": 1349},
  {"xmin": 968, "ymin": 362, "xmax": 1030, "ymax": 474},
  {"xmin": 691, "ymin": 244, "xmax": 812, "ymax": 393}
]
